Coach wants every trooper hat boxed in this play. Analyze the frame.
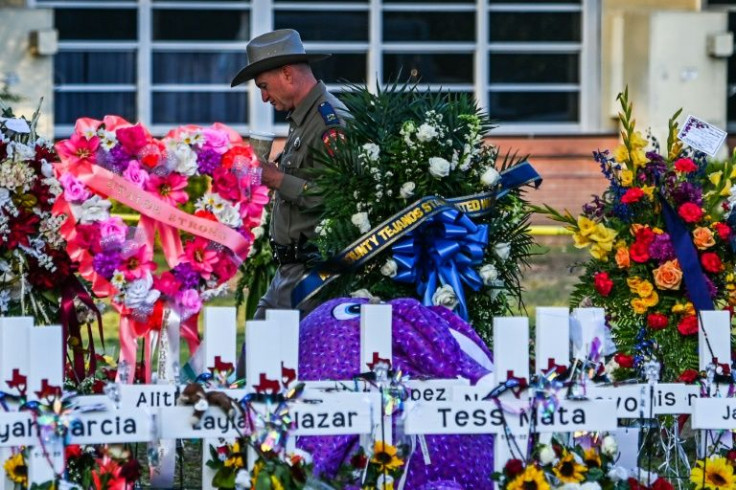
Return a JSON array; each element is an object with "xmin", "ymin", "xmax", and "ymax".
[{"xmin": 230, "ymin": 29, "xmax": 330, "ymax": 87}]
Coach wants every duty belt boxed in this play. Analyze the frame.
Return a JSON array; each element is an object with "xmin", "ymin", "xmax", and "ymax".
[{"xmin": 270, "ymin": 239, "xmax": 319, "ymax": 266}]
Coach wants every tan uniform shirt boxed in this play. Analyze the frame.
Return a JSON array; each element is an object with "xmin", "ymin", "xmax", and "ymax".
[{"xmin": 270, "ymin": 81, "xmax": 348, "ymax": 245}]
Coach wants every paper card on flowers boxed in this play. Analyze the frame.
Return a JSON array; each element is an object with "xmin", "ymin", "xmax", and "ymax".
[{"xmin": 677, "ymin": 114, "xmax": 727, "ymax": 157}]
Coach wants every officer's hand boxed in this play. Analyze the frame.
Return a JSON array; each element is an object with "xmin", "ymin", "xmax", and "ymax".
[{"xmin": 260, "ymin": 161, "xmax": 284, "ymax": 190}]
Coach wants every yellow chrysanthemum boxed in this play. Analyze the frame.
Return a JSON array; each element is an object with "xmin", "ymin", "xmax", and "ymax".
[
  {"xmin": 507, "ymin": 464, "xmax": 551, "ymax": 490},
  {"xmin": 577, "ymin": 216, "xmax": 597, "ymax": 237},
  {"xmin": 583, "ymin": 448, "xmax": 601, "ymax": 468},
  {"xmin": 620, "ymin": 169, "xmax": 633, "ymax": 187},
  {"xmin": 630, "ymin": 131, "xmax": 647, "ymax": 149},
  {"xmin": 691, "ymin": 456, "xmax": 736, "ymax": 490},
  {"xmin": 3, "ymin": 453, "xmax": 27, "ymax": 486},
  {"xmin": 641, "ymin": 291, "xmax": 659, "ymax": 308},
  {"xmin": 631, "ymin": 298, "xmax": 649, "ymax": 314},
  {"xmin": 613, "ymin": 144, "xmax": 629, "ymax": 163},
  {"xmin": 553, "ymin": 452, "xmax": 587, "ymax": 484},
  {"xmin": 370, "ymin": 442, "xmax": 404, "ymax": 472}
]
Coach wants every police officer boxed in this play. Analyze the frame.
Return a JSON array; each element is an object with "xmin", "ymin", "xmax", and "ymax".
[{"xmin": 231, "ymin": 29, "xmax": 348, "ymax": 319}]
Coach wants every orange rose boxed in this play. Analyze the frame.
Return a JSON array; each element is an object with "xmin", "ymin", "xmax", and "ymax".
[
  {"xmin": 615, "ymin": 247, "xmax": 630, "ymax": 268},
  {"xmin": 692, "ymin": 227, "xmax": 715, "ymax": 250},
  {"xmin": 653, "ymin": 259, "xmax": 683, "ymax": 290}
]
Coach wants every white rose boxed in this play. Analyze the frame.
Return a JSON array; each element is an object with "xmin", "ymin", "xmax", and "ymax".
[
  {"xmin": 601, "ymin": 435, "xmax": 618, "ymax": 457},
  {"xmin": 416, "ymin": 123, "xmax": 438, "ymax": 143},
  {"xmin": 380, "ymin": 259, "xmax": 398, "ymax": 278},
  {"xmin": 252, "ymin": 226, "xmax": 264, "ymax": 240},
  {"xmin": 79, "ymin": 195, "xmax": 111, "ymax": 223},
  {"xmin": 478, "ymin": 264, "xmax": 498, "ymax": 286},
  {"xmin": 173, "ymin": 143, "xmax": 199, "ymax": 176},
  {"xmin": 351, "ymin": 212, "xmax": 371, "ymax": 234},
  {"xmin": 124, "ymin": 272, "xmax": 160, "ymax": 309},
  {"xmin": 480, "ymin": 166, "xmax": 501, "ymax": 187},
  {"xmin": 538, "ymin": 444, "xmax": 556, "ymax": 465},
  {"xmin": 494, "ymin": 242, "xmax": 511, "ymax": 261},
  {"xmin": 214, "ymin": 203, "xmax": 242, "ymax": 227},
  {"xmin": 362, "ymin": 142, "xmax": 380, "ymax": 161},
  {"xmin": 432, "ymin": 284, "xmax": 458, "ymax": 310},
  {"xmin": 428, "ymin": 157, "xmax": 451, "ymax": 178},
  {"xmin": 580, "ymin": 483, "xmax": 601, "ymax": 490},
  {"xmin": 607, "ymin": 466, "xmax": 628, "ymax": 482},
  {"xmin": 400, "ymin": 181, "xmax": 416, "ymax": 199}
]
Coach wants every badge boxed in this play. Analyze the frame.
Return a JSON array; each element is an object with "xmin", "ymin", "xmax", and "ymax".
[{"xmin": 293, "ymin": 136, "xmax": 301, "ymax": 150}]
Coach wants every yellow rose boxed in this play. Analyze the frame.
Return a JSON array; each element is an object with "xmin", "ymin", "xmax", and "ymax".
[
  {"xmin": 652, "ymin": 259, "xmax": 683, "ymax": 290},
  {"xmin": 613, "ymin": 144, "xmax": 629, "ymax": 163},
  {"xmin": 641, "ymin": 291, "xmax": 659, "ymax": 307},
  {"xmin": 692, "ymin": 227, "xmax": 715, "ymax": 250},
  {"xmin": 577, "ymin": 216, "xmax": 597, "ymax": 237},
  {"xmin": 631, "ymin": 298, "xmax": 649, "ymax": 314},
  {"xmin": 620, "ymin": 169, "xmax": 633, "ymax": 187},
  {"xmin": 630, "ymin": 131, "xmax": 647, "ymax": 149},
  {"xmin": 615, "ymin": 247, "xmax": 630, "ymax": 269}
]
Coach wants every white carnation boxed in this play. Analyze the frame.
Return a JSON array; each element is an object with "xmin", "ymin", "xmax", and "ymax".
[
  {"xmin": 478, "ymin": 264, "xmax": 498, "ymax": 286},
  {"xmin": 538, "ymin": 444, "xmax": 556, "ymax": 465},
  {"xmin": 494, "ymin": 242, "xmax": 511, "ymax": 261},
  {"xmin": 480, "ymin": 166, "xmax": 501, "ymax": 187},
  {"xmin": 380, "ymin": 259, "xmax": 398, "ymax": 278},
  {"xmin": 400, "ymin": 181, "xmax": 416, "ymax": 199},
  {"xmin": 428, "ymin": 157, "xmax": 451, "ymax": 178},
  {"xmin": 78, "ymin": 195, "xmax": 111, "ymax": 223},
  {"xmin": 172, "ymin": 143, "xmax": 199, "ymax": 176},
  {"xmin": 362, "ymin": 142, "xmax": 380, "ymax": 162},
  {"xmin": 124, "ymin": 272, "xmax": 160, "ymax": 310},
  {"xmin": 601, "ymin": 435, "xmax": 618, "ymax": 456},
  {"xmin": 432, "ymin": 284, "xmax": 458, "ymax": 310},
  {"xmin": 416, "ymin": 123, "xmax": 438, "ymax": 143},
  {"xmin": 351, "ymin": 212, "xmax": 371, "ymax": 233},
  {"xmin": 214, "ymin": 202, "xmax": 242, "ymax": 228}
]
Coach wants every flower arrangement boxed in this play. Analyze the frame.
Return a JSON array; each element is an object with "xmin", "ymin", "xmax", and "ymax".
[
  {"xmin": 690, "ymin": 452, "xmax": 736, "ymax": 490},
  {"xmin": 543, "ymin": 89, "xmax": 736, "ymax": 381},
  {"xmin": 0, "ymin": 101, "xmax": 77, "ymax": 324},
  {"xmin": 325, "ymin": 441, "xmax": 407, "ymax": 490},
  {"xmin": 64, "ymin": 353, "xmax": 117, "ymax": 394},
  {"xmin": 64, "ymin": 444, "xmax": 142, "ymax": 489},
  {"xmin": 308, "ymin": 83, "xmax": 539, "ymax": 339}
]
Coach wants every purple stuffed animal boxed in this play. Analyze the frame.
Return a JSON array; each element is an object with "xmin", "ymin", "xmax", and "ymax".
[{"xmin": 297, "ymin": 297, "xmax": 495, "ymax": 489}]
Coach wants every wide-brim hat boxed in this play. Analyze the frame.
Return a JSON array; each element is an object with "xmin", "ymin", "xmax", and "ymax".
[{"xmin": 230, "ymin": 29, "xmax": 330, "ymax": 87}]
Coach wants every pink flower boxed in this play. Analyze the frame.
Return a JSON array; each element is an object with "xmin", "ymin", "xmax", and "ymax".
[
  {"xmin": 213, "ymin": 256, "xmax": 238, "ymax": 283},
  {"xmin": 181, "ymin": 237, "xmax": 219, "ymax": 279},
  {"xmin": 145, "ymin": 173, "xmax": 189, "ymax": 205},
  {"xmin": 98, "ymin": 217, "xmax": 128, "ymax": 244},
  {"xmin": 56, "ymin": 133, "xmax": 100, "ymax": 167},
  {"xmin": 211, "ymin": 122, "xmax": 244, "ymax": 145},
  {"xmin": 212, "ymin": 167, "xmax": 240, "ymax": 201},
  {"xmin": 119, "ymin": 244, "xmax": 157, "ymax": 281},
  {"xmin": 123, "ymin": 160, "xmax": 150, "ymax": 189},
  {"xmin": 58, "ymin": 173, "xmax": 91, "ymax": 202},
  {"xmin": 154, "ymin": 271, "xmax": 182, "ymax": 297},
  {"xmin": 202, "ymin": 128, "xmax": 231, "ymax": 154},
  {"xmin": 116, "ymin": 124, "xmax": 148, "ymax": 155},
  {"xmin": 176, "ymin": 288, "xmax": 203, "ymax": 315}
]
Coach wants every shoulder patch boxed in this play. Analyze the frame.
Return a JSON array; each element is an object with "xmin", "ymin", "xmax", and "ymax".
[
  {"xmin": 322, "ymin": 128, "xmax": 345, "ymax": 157},
  {"xmin": 318, "ymin": 101, "xmax": 340, "ymax": 127}
]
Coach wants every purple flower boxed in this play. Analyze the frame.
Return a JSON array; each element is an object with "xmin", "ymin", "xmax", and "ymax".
[
  {"xmin": 671, "ymin": 181, "xmax": 703, "ymax": 206},
  {"xmin": 196, "ymin": 148, "xmax": 221, "ymax": 175},
  {"xmin": 172, "ymin": 262, "xmax": 200, "ymax": 289},
  {"xmin": 648, "ymin": 233, "xmax": 675, "ymax": 262},
  {"xmin": 106, "ymin": 145, "xmax": 132, "ymax": 174},
  {"xmin": 92, "ymin": 250, "xmax": 122, "ymax": 279}
]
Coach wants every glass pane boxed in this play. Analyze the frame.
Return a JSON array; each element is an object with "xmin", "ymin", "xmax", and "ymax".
[
  {"xmin": 384, "ymin": 12, "xmax": 474, "ymax": 42},
  {"xmin": 383, "ymin": 53, "xmax": 473, "ymax": 84},
  {"xmin": 311, "ymin": 53, "xmax": 367, "ymax": 83},
  {"xmin": 153, "ymin": 10, "xmax": 249, "ymax": 41},
  {"xmin": 55, "ymin": 92, "xmax": 136, "ymax": 125},
  {"xmin": 490, "ymin": 54, "xmax": 579, "ymax": 84},
  {"xmin": 275, "ymin": 11, "xmax": 368, "ymax": 41},
  {"xmin": 55, "ymin": 9, "xmax": 137, "ymax": 40},
  {"xmin": 490, "ymin": 0, "xmax": 580, "ymax": 3},
  {"xmin": 490, "ymin": 12, "xmax": 581, "ymax": 42},
  {"xmin": 152, "ymin": 92, "xmax": 248, "ymax": 124},
  {"xmin": 385, "ymin": 0, "xmax": 472, "ymax": 2},
  {"xmin": 54, "ymin": 51, "xmax": 136, "ymax": 85},
  {"xmin": 488, "ymin": 91, "xmax": 578, "ymax": 122},
  {"xmin": 153, "ymin": 52, "xmax": 247, "ymax": 84}
]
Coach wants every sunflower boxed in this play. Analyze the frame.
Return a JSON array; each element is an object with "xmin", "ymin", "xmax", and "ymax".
[
  {"xmin": 691, "ymin": 456, "xmax": 736, "ymax": 490},
  {"xmin": 370, "ymin": 441, "xmax": 404, "ymax": 472},
  {"xmin": 553, "ymin": 452, "xmax": 587, "ymax": 484},
  {"xmin": 583, "ymin": 448, "xmax": 601, "ymax": 468},
  {"xmin": 507, "ymin": 464, "xmax": 550, "ymax": 490},
  {"xmin": 3, "ymin": 452, "xmax": 27, "ymax": 486}
]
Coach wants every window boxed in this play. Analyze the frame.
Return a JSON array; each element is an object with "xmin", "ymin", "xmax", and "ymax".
[{"xmin": 40, "ymin": 0, "xmax": 595, "ymax": 137}]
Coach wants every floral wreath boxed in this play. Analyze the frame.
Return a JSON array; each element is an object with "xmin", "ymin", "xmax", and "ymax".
[{"xmin": 53, "ymin": 116, "xmax": 269, "ymax": 377}]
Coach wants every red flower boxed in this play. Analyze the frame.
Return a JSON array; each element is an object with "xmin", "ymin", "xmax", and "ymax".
[
  {"xmin": 629, "ymin": 241, "xmax": 650, "ymax": 263},
  {"xmin": 678, "ymin": 202, "xmax": 703, "ymax": 223},
  {"xmin": 635, "ymin": 227, "xmax": 656, "ymax": 245},
  {"xmin": 65, "ymin": 444, "xmax": 83, "ymax": 459},
  {"xmin": 119, "ymin": 459, "xmax": 142, "ymax": 483},
  {"xmin": 701, "ymin": 252, "xmax": 723, "ymax": 273},
  {"xmin": 677, "ymin": 315, "xmax": 698, "ymax": 336},
  {"xmin": 194, "ymin": 210, "xmax": 218, "ymax": 222},
  {"xmin": 714, "ymin": 222, "xmax": 731, "ymax": 241},
  {"xmin": 92, "ymin": 379, "xmax": 106, "ymax": 394},
  {"xmin": 647, "ymin": 313, "xmax": 668, "ymax": 330},
  {"xmin": 614, "ymin": 353, "xmax": 634, "ymax": 368},
  {"xmin": 221, "ymin": 145, "xmax": 255, "ymax": 169},
  {"xmin": 727, "ymin": 450, "xmax": 736, "ymax": 461},
  {"xmin": 652, "ymin": 478, "xmax": 674, "ymax": 490},
  {"xmin": 7, "ymin": 213, "xmax": 39, "ymax": 249},
  {"xmin": 621, "ymin": 187, "xmax": 645, "ymax": 204},
  {"xmin": 628, "ymin": 478, "xmax": 643, "ymax": 490},
  {"xmin": 593, "ymin": 271, "xmax": 614, "ymax": 296},
  {"xmin": 504, "ymin": 458, "xmax": 524, "ymax": 477},
  {"xmin": 678, "ymin": 369, "xmax": 699, "ymax": 383},
  {"xmin": 674, "ymin": 158, "xmax": 697, "ymax": 173},
  {"xmin": 350, "ymin": 452, "xmax": 368, "ymax": 469}
]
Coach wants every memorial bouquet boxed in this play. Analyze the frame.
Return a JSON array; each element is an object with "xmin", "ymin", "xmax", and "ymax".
[
  {"xmin": 305, "ymin": 82, "xmax": 540, "ymax": 339},
  {"xmin": 543, "ymin": 89, "xmax": 736, "ymax": 381}
]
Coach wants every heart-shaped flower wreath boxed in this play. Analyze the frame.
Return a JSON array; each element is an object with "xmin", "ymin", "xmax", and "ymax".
[{"xmin": 53, "ymin": 116, "xmax": 268, "ymax": 376}]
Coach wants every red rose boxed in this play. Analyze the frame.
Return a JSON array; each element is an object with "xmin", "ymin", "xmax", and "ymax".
[
  {"xmin": 621, "ymin": 187, "xmax": 645, "ymax": 204},
  {"xmin": 674, "ymin": 158, "xmax": 697, "ymax": 173},
  {"xmin": 677, "ymin": 315, "xmax": 698, "ymax": 336},
  {"xmin": 727, "ymin": 450, "xmax": 736, "ymax": 461},
  {"xmin": 593, "ymin": 271, "xmax": 614, "ymax": 297},
  {"xmin": 701, "ymin": 252, "xmax": 723, "ymax": 273},
  {"xmin": 221, "ymin": 145, "xmax": 255, "ymax": 169},
  {"xmin": 504, "ymin": 459, "xmax": 524, "ymax": 477},
  {"xmin": 92, "ymin": 379, "xmax": 106, "ymax": 394},
  {"xmin": 65, "ymin": 444, "xmax": 83, "ymax": 459},
  {"xmin": 350, "ymin": 452, "xmax": 368, "ymax": 469},
  {"xmin": 646, "ymin": 313, "xmax": 668, "ymax": 330},
  {"xmin": 629, "ymin": 241, "xmax": 650, "ymax": 263},
  {"xmin": 678, "ymin": 202, "xmax": 703, "ymax": 223},
  {"xmin": 628, "ymin": 478, "xmax": 642, "ymax": 490},
  {"xmin": 678, "ymin": 369, "xmax": 699, "ymax": 383},
  {"xmin": 652, "ymin": 478, "xmax": 674, "ymax": 490},
  {"xmin": 635, "ymin": 227, "xmax": 656, "ymax": 245},
  {"xmin": 714, "ymin": 222, "xmax": 731, "ymax": 241},
  {"xmin": 614, "ymin": 352, "xmax": 634, "ymax": 368}
]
